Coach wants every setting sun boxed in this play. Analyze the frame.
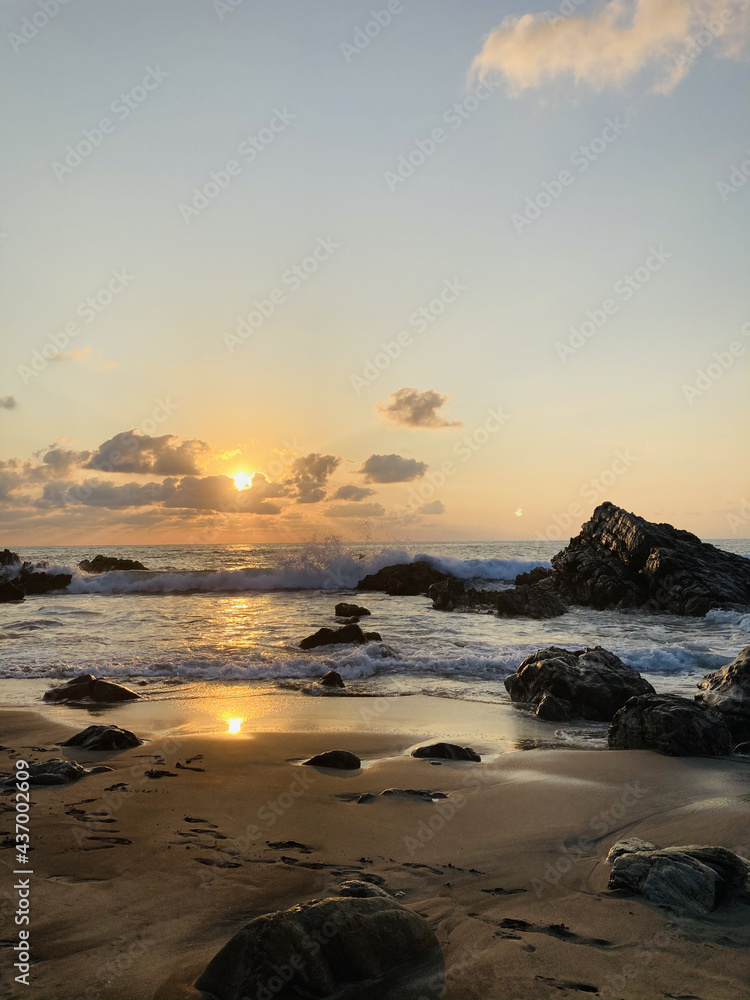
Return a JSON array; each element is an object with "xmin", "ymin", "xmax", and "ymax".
[
  {"xmin": 227, "ymin": 717, "xmax": 244, "ymax": 734},
  {"xmin": 233, "ymin": 472, "xmax": 254, "ymax": 491}
]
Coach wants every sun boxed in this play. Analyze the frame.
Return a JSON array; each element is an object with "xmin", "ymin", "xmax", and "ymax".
[{"xmin": 233, "ymin": 472, "xmax": 254, "ymax": 490}]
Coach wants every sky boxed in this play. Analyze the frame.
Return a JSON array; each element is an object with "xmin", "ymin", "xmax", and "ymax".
[{"xmin": 1, "ymin": 0, "xmax": 749, "ymax": 546}]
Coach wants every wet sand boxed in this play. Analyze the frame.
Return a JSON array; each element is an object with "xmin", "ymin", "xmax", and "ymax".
[{"xmin": 1, "ymin": 695, "xmax": 749, "ymax": 1000}]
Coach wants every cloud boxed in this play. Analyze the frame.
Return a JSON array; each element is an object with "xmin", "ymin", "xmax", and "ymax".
[
  {"xmin": 420, "ymin": 500, "xmax": 445, "ymax": 515},
  {"xmin": 359, "ymin": 454, "xmax": 428, "ymax": 483},
  {"xmin": 30, "ymin": 447, "xmax": 92, "ymax": 480},
  {"xmin": 376, "ymin": 388, "xmax": 461, "ymax": 429},
  {"xmin": 470, "ymin": 0, "xmax": 750, "ymax": 95},
  {"xmin": 50, "ymin": 345, "xmax": 119, "ymax": 371},
  {"xmin": 325, "ymin": 502, "xmax": 386, "ymax": 518},
  {"xmin": 0, "ymin": 396, "xmax": 17, "ymax": 410},
  {"xmin": 332, "ymin": 484, "xmax": 376, "ymax": 501},
  {"xmin": 289, "ymin": 452, "xmax": 341, "ymax": 504},
  {"xmin": 85, "ymin": 430, "xmax": 210, "ymax": 476}
]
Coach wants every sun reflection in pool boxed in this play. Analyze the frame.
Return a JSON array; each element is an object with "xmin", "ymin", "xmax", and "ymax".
[{"xmin": 227, "ymin": 717, "xmax": 244, "ymax": 734}]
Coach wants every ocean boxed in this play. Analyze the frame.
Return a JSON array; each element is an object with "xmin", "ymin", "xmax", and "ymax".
[{"xmin": 2, "ymin": 540, "xmax": 749, "ymax": 709}]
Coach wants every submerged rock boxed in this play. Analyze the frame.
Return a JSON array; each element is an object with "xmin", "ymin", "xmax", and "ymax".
[
  {"xmin": 43, "ymin": 674, "xmax": 141, "ymax": 704},
  {"xmin": 695, "ymin": 646, "xmax": 750, "ymax": 739},
  {"xmin": 18, "ymin": 758, "xmax": 114, "ymax": 785},
  {"xmin": 302, "ymin": 750, "xmax": 361, "ymax": 770},
  {"xmin": 335, "ymin": 602, "xmax": 371, "ymax": 617},
  {"xmin": 299, "ymin": 624, "xmax": 381, "ymax": 650},
  {"xmin": 195, "ymin": 896, "xmax": 442, "ymax": 1000},
  {"xmin": 551, "ymin": 501, "xmax": 750, "ymax": 616},
  {"xmin": 357, "ymin": 560, "xmax": 448, "ymax": 596},
  {"xmin": 608, "ymin": 842, "xmax": 750, "ymax": 915},
  {"xmin": 608, "ymin": 693, "xmax": 732, "ymax": 756},
  {"xmin": 411, "ymin": 743, "xmax": 481, "ymax": 762},
  {"xmin": 381, "ymin": 788, "xmax": 449, "ymax": 801},
  {"xmin": 78, "ymin": 554, "xmax": 148, "ymax": 573},
  {"xmin": 59, "ymin": 724, "xmax": 142, "ymax": 751},
  {"xmin": 505, "ymin": 646, "xmax": 653, "ymax": 722}
]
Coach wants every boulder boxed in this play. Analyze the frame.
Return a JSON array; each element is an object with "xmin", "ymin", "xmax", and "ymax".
[
  {"xmin": 411, "ymin": 743, "xmax": 480, "ymax": 762},
  {"xmin": 78, "ymin": 554, "xmax": 148, "ymax": 573},
  {"xmin": 505, "ymin": 646, "xmax": 653, "ymax": 722},
  {"xmin": 428, "ymin": 578, "xmax": 500, "ymax": 613},
  {"xmin": 302, "ymin": 750, "xmax": 361, "ymax": 770},
  {"xmin": 608, "ymin": 843, "xmax": 750, "ymax": 915},
  {"xmin": 59, "ymin": 724, "xmax": 142, "ymax": 751},
  {"xmin": 357, "ymin": 560, "xmax": 448, "ymax": 596},
  {"xmin": 337, "ymin": 880, "xmax": 391, "ymax": 898},
  {"xmin": 43, "ymin": 674, "xmax": 141, "ymax": 704},
  {"xmin": 299, "ymin": 624, "xmax": 381, "ymax": 650},
  {"xmin": 606, "ymin": 838, "xmax": 657, "ymax": 863},
  {"xmin": 195, "ymin": 896, "xmax": 442, "ymax": 1000},
  {"xmin": 0, "ymin": 548, "xmax": 21, "ymax": 567},
  {"xmin": 514, "ymin": 566, "xmax": 554, "ymax": 586},
  {"xmin": 17, "ymin": 564, "xmax": 72, "ymax": 594},
  {"xmin": 0, "ymin": 579, "xmax": 25, "ymax": 602},
  {"xmin": 535, "ymin": 693, "xmax": 572, "ymax": 721},
  {"xmin": 316, "ymin": 670, "xmax": 345, "ymax": 689},
  {"xmin": 18, "ymin": 758, "xmax": 114, "ymax": 785},
  {"xmin": 551, "ymin": 501, "xmax": 750, "ymax": 616},
  {"xmin": 695, "ymin": 646, "xmax": 750, "ymax": 739},
  {"xmin": 608, "ymin": 693, "xmax": 732, "ymax": 756},
  {"xmin": 335, "ymin": 602, "xmax": 371, "ymax": 617},
  {"xmin": 495, "ymin": 581, "xmax": 567, "ymax": 619}
]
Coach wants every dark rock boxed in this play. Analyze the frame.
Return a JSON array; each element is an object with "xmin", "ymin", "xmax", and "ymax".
[
  {"xmin": 302, "ymin": 750, "xmax": 361, "ymax": 770},
  {"xmin": 18, "ymin": 565, "xmax": 72, "ymax": 594},
  {"xmin": 535, "ymin": 693, "xmax": 572, "ymax": 721},
  {"xmin": 0, "ymin": 579, "xmax": 25, "ymax": 602},
  {"xmin": 59, "ymin": 724, "xmax": 142, "ymax": 751},
  {"xmin": 318, "ymin": 670, "xmax": 345, "ymax": 689},
  {"xmin": 411, "ymin": 743, "xmax": 480, "ymax": 762},
  {"xmin": 495, "ymin": 581, "xmax": 567, "ymax": 619},
  {"xmin": 608, "ymin": 693, "xmax": 732, "ymax": 756},
  {"xmin": 605, "ymin": 838, "xmax": 657, "ymax": 863},
  {"xmin": 607, "ymin": 842, "xmax": 750, "ymax": 914},
  {"xmin": 0, "ymin": 548, "xmax": 21, "ymax": 567},
  {"xmin": 195, "ymin": 896, "xmax": 442, "ymax": 1000},
  {"xmin": 381, "ymin": 788, "xmax": 448, "ymax": 801},
  {"xmin": 78, "ymin": 554, "xmax": 148, "ymax": 573},
  {"xmin": 18, "ymin": 758, "xmax": 114, "ymax": 785},
  {"xmin": 735, "ymin": 741, "xmax": 750, "ymax": 755},
  {"xmin": 299, "ymin": 624, "xmax": 381, "ymax": 650},
  {"xmin": 428, "ymin": 578, "xmax": 495, "ymax": 612},
  {"xmin": 551, "ymin": 501, "xmax": 750, "ymax": 616},
  {"xmin": 514, "ymin": 566, "xmax": 554, "ymax": 586},
  {"xmin": 695, "ymin": 646, "xmax": 750, "ymax": 739},
  {"xmin": 335, "ymin": 602, "xmax": 371, "ymax": 617},
  {"xmin": 357, "ymin": 560, "xmax": 448, "ymax": 596},
  {"xmin": 337, "ymin": 880, "xmax": 391, "ymax": 898},
  {"xmin": 505, "ymin": 646, "xmax": 654, "ymax": 722},
  {"xmin": 43, "ymin": 675, "xmax": 141, "ymax": 704}
]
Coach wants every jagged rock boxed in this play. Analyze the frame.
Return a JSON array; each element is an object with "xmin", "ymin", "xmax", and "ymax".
[
  {"xmin": 695, "ymin": 646, "xmax": 750, "ymax": 739},
  {"xmin": 0, "ymin": 548, "xmax": 21, "ymax": 567},
  {"xmin": 59, "ymin": 724, "xmax": 142, "ymax": 751},
  {"xmin": 608, "ymin": 843, "xmax": 750, "ymax": 915},
  {"xmin": 17, "ymin": 758, "xmax": 114, "ymax": 785},
  {"xmin": 551, "ymin": 501, "xmax": 750, "ymax": 616},
  {"xmin": 302, "ymin": 750, "xmax": 361, "ymax": 769},
  {"xmin": 0, "ymin": 579, "xmax": 25, "ymax": 602},
  {"xmin": 412, "ymin": 743, "xmax": 480, "ymax": 762},
  {"xmin": 608, "ymin": 693, "xmax": 732, "ymax": 756},
  {"xmin": 43, "ymin": 674, "xmax": 141, "ymax": 704},
  {"xmin": 195, "ymin": 896, "xmax": 442, "ymax": 1000},
  {"xmin": 505, "ymin": 646, "xmax": 653, "ymax": 722},
  {"xmin": 299, "ymin": 624, "xmax": 381, "ymax": 650},
  {"xmin": 514, "ymin": 566, "xmax": 555, "ymax": 586},
  {"xmin": 606, "ymin": 839, "xmax": 657, "ymax": 863},
  {"xmin": 337, "ymin": 880, "xmax": 391, "ymax": 898},
  {"xmin": 535, "ymin": 693, "xmax": 572, "ymax": 721},
  {"xmin": 17, "ymin": 564, "xmax": 72, "ymax": 594},
  {"xmin": 335, "ymin": 602, "xmax": 371, "ymax": 617},
  {"xmin": 495, "ymin": 581, "xmax": 567, "ymax": 619},
  {"xmin": 357, "ymin": 560, "xmax": 448, "ymax": 596},
  {"xmin": 317, "ymin": 670, "xmax": 345, "ymax": 689},
  {"xmin": 78, "ymin": 554, "xmax": 148, "ymax": 573}
]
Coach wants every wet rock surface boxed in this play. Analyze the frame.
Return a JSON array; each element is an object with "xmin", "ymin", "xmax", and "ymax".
[{"xmin": 608, "ymin": 693, "xmax": 732, "ymax": 756}]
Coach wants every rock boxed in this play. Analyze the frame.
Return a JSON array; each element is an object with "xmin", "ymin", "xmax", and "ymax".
[
  {"xmin": 428, "ymin": 578, "xmax": 496, "ymax": 612},
  {"xmin": 195, "ymin": 896, "xmax": 442, "ymax": 1000},
  {"xmin": 302, "ymin": 750, "xmax": 361, "ymax": 769},
  {"xmin": 318, "ymin": 670, "xmax": 345, "ymax": 689},
  {"xmin": 606, "ymin": 838, "xmax": 657, "ymax": 863},
  {"xmin": 505, "ymin": 646, "xmax": 654, "ymax": 722},
  {"xmin": 337, "ymin": 879, "xmax": 391, "ymax": 898},
  {"xmin": 495, "ymin": 581, "xmax": 567, "ymax": 619},
  {"xmin": 695, "ymin": 646, "xmax": 750, "ymax": 739},
  {"xmin": 18, "ymin": 758, "xmax": 114, "ymax": 785},
  {"xmin": 0, "ymin": 548, "xmax": 21, "ymax": 567},
  {"xmin": 551, "ymin": 501, "xmax": 750, "ymax": 616},
  {"xmin": 0, "ymin": 579, "xmax": 25, "ymax": 602},
  {"xmin": 608, "ymin": 693, "xmax": 732, "ymax": 756},
  {"xmin": 59, "ymin": 724, "xmax": 142, "ymax": 751},
  {"xmin": 17, "ymin": 564, "xmax": 72, "ymax": 594},
  {"xmin": 735, "ymin": 741, "xmax": 750, "ymax": 755},
  {"xmin": 514, "ymin": 566, "xmax": 554, "ymax": 586},
  {"xmin": 535, "ymin": 693, "xmax": 572, "ymax": 721},
  {"xmin": 78, "ymin": 554, "xmax": 148, "ymax": 573},
  {"xmin": 335, "ymin": 602, "xmax": 371, "ymax": 617},
  {"xmin": 411, "ymin": 743, "xmax": 481, "ymax": 762},
  {"xmin": 608, "ymin": 843, "xmax": 750, "ymax": 915},
  {"xmin": 357, "ymin": 560, "xmax": 448, "ymax": 596},
  {"xmin": 43, "ymin": 674, "xmax": 141, "ymax": 704},
  {"xmin": 299, "ymin": 624, "xmax": 381, "ymax": 650},
  {"xmin": 381, "ymin": 788, "xmax": 448, "ymax": 801}
]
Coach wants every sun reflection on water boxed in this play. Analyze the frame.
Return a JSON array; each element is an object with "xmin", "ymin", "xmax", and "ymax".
[{"xmin": 227, "ymin": 717, "xmax": 244, "ymax": 734}]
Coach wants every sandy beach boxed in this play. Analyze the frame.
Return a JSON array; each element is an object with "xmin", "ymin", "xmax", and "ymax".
[{"xmin": 3, "ymin": 691, "xmax": 749, "ymax": 1000}]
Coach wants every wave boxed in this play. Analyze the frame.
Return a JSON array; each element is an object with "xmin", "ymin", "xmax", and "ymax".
[
  {"xmin": 704, "ymin": 608, "xmax": 750, "ymax": 632},
  {"xmin": 619, "ymin": 646, "xmax": 732, "ymax": 676},
  {"xmin": 63, "ymin": 549, "xmax": 551, "ymax": 595}
]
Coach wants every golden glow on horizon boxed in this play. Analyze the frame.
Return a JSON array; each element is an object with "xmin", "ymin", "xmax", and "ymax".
[
  {"xmin": 233, "ymin": 472, "xmax": 254, "ymax": 490},
  {"xmin": 227, "ymin": 717, "xmax": 244, "ymax": 734}
]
